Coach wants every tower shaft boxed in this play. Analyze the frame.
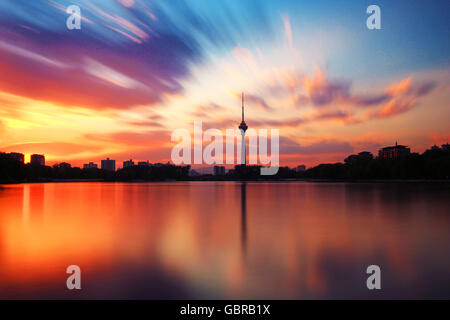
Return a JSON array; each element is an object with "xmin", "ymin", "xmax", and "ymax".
[
  {"xmin": 238, "ymin": 92, "xmax": 248, "ymax": 165},
  {"xmin": 241, "ymin": 130, "xmax": 246, "ymax": 165},
  {"xmin": 242, "ymin": 92, "xmax": 244, "ymax": 122}
]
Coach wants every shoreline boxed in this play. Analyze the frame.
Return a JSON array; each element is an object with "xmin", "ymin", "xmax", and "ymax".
[{"xmin": 1, "ymin": 178, "xmax": 450, "ymax": 185}]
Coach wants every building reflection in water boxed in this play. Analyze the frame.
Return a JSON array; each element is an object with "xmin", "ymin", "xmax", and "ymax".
[{"xmin": 22, "ymin": 184, "xmax": 30, "ymax": 223}]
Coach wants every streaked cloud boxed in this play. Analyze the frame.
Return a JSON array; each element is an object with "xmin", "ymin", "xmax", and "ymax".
[
  {"xmin": 83, "ymin": 58, "xmax": 145, "ymax": 89},
  {"xmin": 0, "ymin": 40, "xmax": 66, "ymax": 68},
  {"xmin": 280, "ymin": 137, "xmax": 354, "ymax": 155},
  {"xmin": 282, "ymin": 14, "xmax": 293, "ymax": 48},
  {"xmin": 0, "ymin": 0, "xmax": 447, "ymax": 167}
]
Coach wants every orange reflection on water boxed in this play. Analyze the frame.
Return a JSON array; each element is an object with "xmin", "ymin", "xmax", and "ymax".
[{"xmin": 0, "ymin": 182, "xmax": 449, "ymax": 299}]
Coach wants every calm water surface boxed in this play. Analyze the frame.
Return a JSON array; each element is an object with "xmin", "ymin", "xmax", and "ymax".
[{"xmin": 0, "ymin": 182, "xmax": 449, "ymax": 299}]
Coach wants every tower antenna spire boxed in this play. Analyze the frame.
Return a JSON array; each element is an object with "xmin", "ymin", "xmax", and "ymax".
[
  {"xmin": 238, "ymin": 91, "xmax": 248, "ymax": 165},
  {"xmin": 242, "ymin": 92, "xmax": 244, "ymax": 122}
]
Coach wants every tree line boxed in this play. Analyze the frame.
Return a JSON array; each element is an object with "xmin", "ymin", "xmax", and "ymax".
[
  {"xmin": 301, "ymin": 148, "xmax": 450, "ymax": 180},
  {"xmin": 222, "ymin": 147, "xmax": 450, "ymax": 180}
]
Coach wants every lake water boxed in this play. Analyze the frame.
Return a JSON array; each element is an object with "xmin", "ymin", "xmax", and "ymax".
[{"xmin": 0, "ymin": 181, "xmax": 449, "ymax": 299}]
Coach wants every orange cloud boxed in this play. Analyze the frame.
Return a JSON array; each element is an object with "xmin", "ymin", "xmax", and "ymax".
[
  {"xmin": 84, "ymin": 130, "xmax": 171, "ymax": 147},
  {"xmin": 302, "ymin": 69, "xmax": 351, "ymax": 106},
  {"xmin": 385, "ymin": 77, "xmax": 412, "ymax": 96},
  {"xmin": 367, "ymin": 77, "xmax": 435, "ymax": 119},
  {"xmin": 371, "ymin": 97, "xmax": 417, "ymax": 119},
  {"xmin": 1, "ymin": 142, "xmax": 101, "ymax": 155}
]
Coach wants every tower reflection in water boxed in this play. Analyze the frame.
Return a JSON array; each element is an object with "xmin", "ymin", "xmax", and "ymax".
[{"xmin": 240, "ymin": 182, "xmax": 247, "ymax": 256}]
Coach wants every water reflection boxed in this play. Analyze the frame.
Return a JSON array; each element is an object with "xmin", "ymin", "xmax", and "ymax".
[
  {"xmin": 240, "ymin": 182, "xmax": 247, "ymax": 257},
  {"xmin": 21, "ymin": 184, "xmax": 29, "ymax": 223},
  {"xmin": 0, "ymin": 182, "xmax": 449, "ymax": 299}
]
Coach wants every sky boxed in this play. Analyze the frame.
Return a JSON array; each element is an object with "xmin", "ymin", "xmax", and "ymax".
[{"xmin": 0, "ymin": 0, "xmax": 449, "ymax": 168}]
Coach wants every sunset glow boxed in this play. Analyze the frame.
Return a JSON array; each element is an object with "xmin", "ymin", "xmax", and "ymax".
[{"xmin": 0, "ymin": 0, "xmax": 448, "ymax": 168}]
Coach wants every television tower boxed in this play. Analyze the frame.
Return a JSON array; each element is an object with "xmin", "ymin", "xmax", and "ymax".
[{"xmin": 238, "ymin": 92, "xmax": 248, "ymax": 165}]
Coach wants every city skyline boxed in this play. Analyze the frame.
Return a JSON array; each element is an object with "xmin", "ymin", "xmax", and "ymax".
[
  {"xmin": 0, "ymin": 0, "xmax": 449, "ymax": 168},
  {"xmin": 4, "ymin": 141, "xmax": 450, "ymax": 172}
]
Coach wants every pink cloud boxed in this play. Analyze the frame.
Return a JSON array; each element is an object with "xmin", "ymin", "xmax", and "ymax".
[{"xmin": 282, "ymin": 14, "xmax": 293, "ymax": 48}]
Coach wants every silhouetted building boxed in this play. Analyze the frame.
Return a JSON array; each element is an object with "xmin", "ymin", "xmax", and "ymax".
[
  {"xmin": 234, "ymin": 164, "xmax": 261, "ymax": 179},
  {"xmin": 58, "ymin": 162, "xmax": 71, "ymax": 169},
  {"xmin": 345, "ymin": 151, "xmax": 374, "ymax": 164},
  {"xmin": 196, "ymin": 166, "xmax": 214, "ymax": 175},
  {"xmin": 138, "ymin": 161, "xmax": 150, "ymax": 166},
  {"xmin": 442, "ymin": 143, "xmax": 450, "ymax": 151},
  {"xmin": 9, "ymin": 152, "xmax": 24, "ymax": 163},
  {"xmin": 30, "ymin": 154, "xmax": 45, "ymax": 166},
  {"xmin": 83, "ymin": 162, "xmax": 98, "ymax": 169},
  {"xmin": 188, "ymin": 169, "xmax": 200, "ymax": 177},
  {"xmin": 214, "ymin": 165, "xmax": 225, "ymax": 175},
  {"xmin": 101, "ymin": 158, "xmax": 115, "ymax": 171},
  {"xmin": 295, "ymin": 165, "xmax": 306, "ymax": 172},
  {"xmin": 123, "ymin": 159, "xmax": 135, "ymax": 168},
  {"xmin": 378, "ymin": 143, "xmax": 410, "ymax": 160}
]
